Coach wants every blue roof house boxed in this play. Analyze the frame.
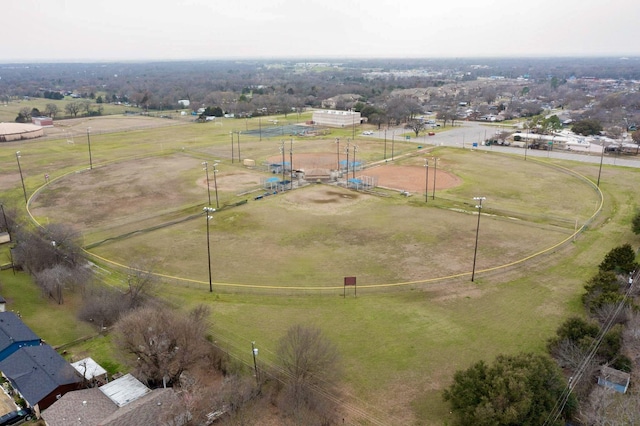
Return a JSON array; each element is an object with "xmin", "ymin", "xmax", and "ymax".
[{"xmin": 0, "ymin": 312, "xmax": 41, "ymax": 361}]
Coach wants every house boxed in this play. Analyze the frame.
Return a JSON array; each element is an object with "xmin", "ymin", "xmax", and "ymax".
[
  {"xmin": 0, "ymin": 312, "xmax": 41, "ymax": 361},
  {"xmin": 597, "ymin": 365, "xmax": 631, "ymax": 394},
  {"xmin": 42, "ymin": 373, "xmax": 188, "ymax": 426},
  {"xmin": 41, "ymin": 388, "xmax": 118, "ymax": 425},
  {"xmin": 320, "ymin": 94, "xmax": 360, "ymax": 109},
  {"xmin": 0, "ymin": 345, "xmax": 83, "ymax": 415}
]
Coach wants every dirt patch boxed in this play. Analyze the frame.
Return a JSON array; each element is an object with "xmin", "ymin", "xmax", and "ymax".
[
  {"xmin": 267, "ymin": 153, "xmax": 462, "ymax": 193},
  {"xmin": 267, "ymin": 153, "xmax": 337, "ymax": 174},
  {"xmin": 364, "ymin": 164, "xmax": 462, "ymax": 193},
  {"xmin": 281, "ymin": 186, "xmax": 367, "ymax": 215},
  {"xmin": 198, "ymin": 171, "xmax": 262, "ymax": 193}
]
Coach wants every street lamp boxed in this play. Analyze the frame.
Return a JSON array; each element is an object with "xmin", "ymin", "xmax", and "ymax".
[
  {"xmin": 290, "ymin": 139, "xmax": 294, "ymax": 190},
  {"xmin": 352, "ymin": 145, "xmax": 358, "ymax": 180},
  {"xmin": 202, "ymin": 161, "xmax": 212, "ymax": 206},
  {"xmin": 251, "ymin": 341, "xmax": 259, "ymax": 386},
  {"xmin": 344, "ymin": 139, "xmax": 351, "ymax": 182},
  {"xmin": 471, "ymin": 197, "xmax": 486, "ymax": 282},
  {"xmin": 86, "ymin": 127, "xmax": 93, "ymax": 170},
  {"xmin": 204, "ymin": 207, "xmax": 216, "ymax": 293},
  {"xmin": 212, "ymin": 162, "xmax": 219, "ymax": 209},
  {"xmin": 0, "ymin": 203, "xmax": 9, "ymax": 236},
  {"xmin": 391, "ymin": 131, "xmax": 395, "ymax": 160},
  {"xmin": 597, "ymin": 142, "xmax": 605, "ymax": 187},
  {"xmin": 432, "ymin": 157, "xmax": 438, "ymax": 200},
  {"xmin": 424, "ymin": 159, "xmax": 429, "ymax": 203},
  {"xmin": 230, "ymin": 132, "xmax": 234, "ymax": 164},
  {"xmin": 335, "ymin": 138, "xmax": 340, "ymax": 172},
  {"xmin": 236, "ymin": 131, "xmax": 241, "ymax": 163},
  {"xmin": 15, "ymin": 152, "xmax": 27, "ymax": 204},
  {"xmin": 280, "ymin": 140, "xmax": 285, "ymax": 190},
  {"xmin": 384, "ymin": 128, "xmax": 387, "ymax": 160}
]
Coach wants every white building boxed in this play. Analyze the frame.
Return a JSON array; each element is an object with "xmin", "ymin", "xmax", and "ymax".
[{"xmin": 312, "ymin": 110, "xmax": 361, "ymax": 128}]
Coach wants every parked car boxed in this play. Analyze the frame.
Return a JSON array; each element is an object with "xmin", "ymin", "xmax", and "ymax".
[
  {"xmin": 0, "ymin": 408, "xmax": 32, "ymax": 426},
  {"xmin": 362, "ymin": 131, "xmax": 374, "ymax": 135},
  {"xmin": 428, "ymin": 132, "xmax": 436, "ymax": 136}
]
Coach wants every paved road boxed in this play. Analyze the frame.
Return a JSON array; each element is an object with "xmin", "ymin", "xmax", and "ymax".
[{"xmin": 366, "ymin": 121, "xmax": 640, "ymax": 169}]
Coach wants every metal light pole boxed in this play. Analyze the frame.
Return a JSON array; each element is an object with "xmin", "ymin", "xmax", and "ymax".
[
  {"xmin": 204, "ymin": 207, "xmax": 215, "ymax": 292},
  {"xmin": 345, "ymin": 140, "xmax": 350, "ymax": 182},
  {"xmin": 16, "ymin": 152, "xmax": 27, "ymax": 204},
  {"xmin": 391, "ymin": 132, "xmax": 395, "ymax": 160},
  {"xmin": 424, "ymin": 159, "xmax": 429, "ymax": 203},
  {"xmin": 384, "ymin": 128, "xmax": 387, "ymax": 160},
  {"xmin": 335, "ymin": 138, "xmax": 340, "ymax": 172},
  {"xmin": 432, "ymin": 157, "xmax": 438, "ymax": 200},
  {"xmin": 251, "ymin": 341, "xmax": 259, "ymax": 386},
  {"xmin": 230, "ymin": 132, "xmax": 234, "ymax": 164},
  {"xmin": 279, "ymin": 141, "xmax": 286, "ymax": 188},
  {"xmin": 290, "ymin": 139, "xmax": 294, "ymax": 190},
  {"xmin": 471, "ymin": 197, "xmax": 486, "ymax": 282},
  {"xmin": 0, "ymin": 203, "xmax": 9, "ymax": 236},
  {"xmin": 202, "ymin": 161, "xmax": 212, "ymax": 206},
  {"xmin": 352, "ymin": 112, "xmax": 355, "ymax": 140},
  {"xmin": 352, "ymin": 145, "xmax": 358, "ymax": 179},
  {"xmin": 597, "ymin": 143, "xmax": 605, "ymax": 187},
  {"xmin": 212, "ymin": 162, "xmax": 219, "ymax": 209},
  {"xmin": 236, "ymin": 131, "xmax": 241, "ymax": 163},
  {"xmin": 86, "ymin": 127, "xmax": 93, "ymax": 170}
]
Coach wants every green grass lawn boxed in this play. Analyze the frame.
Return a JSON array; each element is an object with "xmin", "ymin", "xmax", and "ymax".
[{"xmin": 1, "ymin": 114, "xmax": 639, "ymax": 424}]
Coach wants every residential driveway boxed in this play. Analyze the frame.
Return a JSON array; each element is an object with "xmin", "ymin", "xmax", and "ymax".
[{"xmin": 0, "ymin": 386, "xmax": 17, "ymax": 416}]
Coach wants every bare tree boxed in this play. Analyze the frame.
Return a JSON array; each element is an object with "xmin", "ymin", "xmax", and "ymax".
[
  {"xmin": 113, "ymin": 305, "xmax": 213, "ymax": 387},
  {"xmin": 44, "ymin": 103, "xmax": 59, "ymax": 118},
  {"xmin": 126, "ymin": 262, "xmax": 159, "ymax": 308},
  {"xmin": 34, "ymin": 264, "xmax": 69, "ymax": 304},
  {"xmin": 64, "ymin": 101, "xmax": 82, "ymax": 118},
  {"xmin": 78, "ymin": 284, "xmax": 131, "ymax": 328},
  {"xmin": 276, "ymin": 325, "xmax": 341, "ymax": 423},
  {"xmin": 406, "ymin": 119, "xmax": 426, "ymax": 137}
]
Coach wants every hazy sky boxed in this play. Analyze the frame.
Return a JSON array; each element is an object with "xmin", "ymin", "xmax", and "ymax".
[{"xmin": 3, "ymin": 0, "xmax": 638, "ymax": 62}]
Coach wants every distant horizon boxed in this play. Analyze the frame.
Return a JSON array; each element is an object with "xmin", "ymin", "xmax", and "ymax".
[
  {"xmin": 2, "ymin": 0, "xmax": 639, "ymax": 64},
  {"xmin": 2, "ymin": 55, "xmax": 639, "ymax": 65}
]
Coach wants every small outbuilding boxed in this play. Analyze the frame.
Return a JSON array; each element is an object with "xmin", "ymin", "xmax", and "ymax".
[
  {"xmin": 31, "ymin": 116, "xmax": 53, "ymax": 127},
  {"xmin": 597, "ymin": 365, "xmax": 631, "ymax": 394},
  {"xmin": 71, "ymin": 357, "xmax": 108, "ymax": 386}
]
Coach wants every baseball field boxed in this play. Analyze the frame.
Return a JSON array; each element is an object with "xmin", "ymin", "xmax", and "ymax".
[{"xmin": 1, "ymin": 112, "xmax": 634, "ymax": 424}]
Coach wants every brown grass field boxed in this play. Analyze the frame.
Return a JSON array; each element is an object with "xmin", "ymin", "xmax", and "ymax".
[
  {"xmin": 25, "ymin": 117, "xmax": 597, "ymax": 290},
  {"xmin": 3, "ymin": 114, "xmax": 617, "ymax": 424}
]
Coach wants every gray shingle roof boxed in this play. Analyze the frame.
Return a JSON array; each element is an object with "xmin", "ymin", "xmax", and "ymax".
[
  {"xmin": 0, "ymin": 345, "xmax": 82, "ymax": 406},
  {"xmin": 41, "ymin": 388, "xmax": 118, "ymax": 426},
  {"xmin": 0, "ymin": 312, "xmax": 40, "ymax": 355}
]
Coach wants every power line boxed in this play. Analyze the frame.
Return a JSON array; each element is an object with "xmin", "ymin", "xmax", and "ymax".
[{"xmin": 543, "ymin": 273, "xmax": 636, "ymax": 426}]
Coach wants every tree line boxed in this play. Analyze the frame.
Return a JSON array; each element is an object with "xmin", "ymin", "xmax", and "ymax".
[{"xmin": 443, "ymin": 236, "xmax": 640, "ymax": 425}]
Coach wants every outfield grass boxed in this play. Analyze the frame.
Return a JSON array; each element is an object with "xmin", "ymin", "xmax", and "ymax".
[
  {"xmin": 1, "ymin": 114, "xmax": 639, "ymax": 424},
  {"xmin": 0, "ymin": 270, "xmax": 96, "ymax": 346},
  {"xmin": 0, "ymin": 97, "xmax": 135, "ymax": 123}
]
